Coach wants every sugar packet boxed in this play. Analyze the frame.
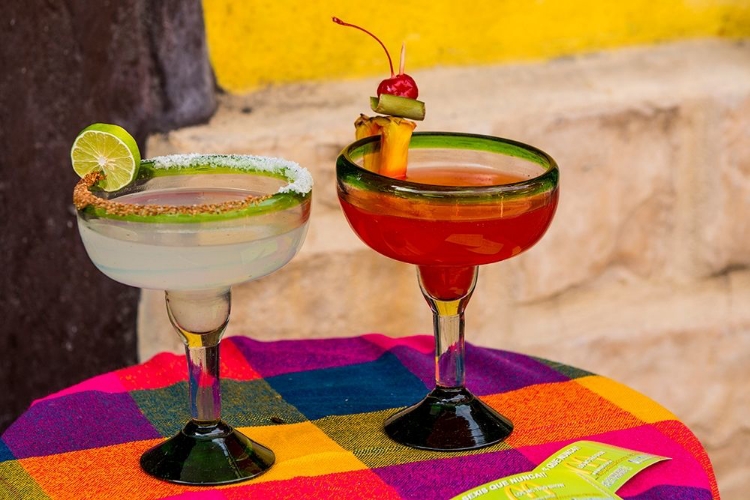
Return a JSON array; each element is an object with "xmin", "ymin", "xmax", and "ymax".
[
  {"xmin": 450, "ymin": 469, "xmax": 620, "ymax": 500},
  {"xmin": 451, "ymin": 441, "xmax": 669, "ymax": 500},
  {"xmin": 535, "ymin": 441, "xmax": 670, "ymax": 493}
]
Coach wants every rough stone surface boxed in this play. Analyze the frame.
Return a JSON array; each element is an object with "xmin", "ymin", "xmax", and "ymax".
[
  {"xmin": 0, "ymin": 0, "xmax": 215, "ymax": 432},
  {"xmin": 140, "ymin": 39, "xmax": 749, "ymax": 496}
]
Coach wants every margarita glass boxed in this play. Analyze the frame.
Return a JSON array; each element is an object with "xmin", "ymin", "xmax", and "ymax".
[
  {"xmin": 337, "ymin": 132, "xmax": 559, "ymax": 451},
  {"xmin": 74, "ymin": 154, "xmax": 312, "ymax": 484}
]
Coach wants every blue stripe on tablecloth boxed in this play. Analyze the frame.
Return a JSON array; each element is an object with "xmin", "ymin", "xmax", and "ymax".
[
  {"xmin": 265, "ymin": 352, "xmax": 428, "ymax": 420},
  {"xmin": 0, "ymin": 439, "xmax": 13, "ymax": 462}
]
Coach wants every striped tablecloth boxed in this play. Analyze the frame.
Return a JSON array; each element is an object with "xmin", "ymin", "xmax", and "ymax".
[{"xmin": 0, "ymin": 335, "xmax": 719, "ymax": 499}]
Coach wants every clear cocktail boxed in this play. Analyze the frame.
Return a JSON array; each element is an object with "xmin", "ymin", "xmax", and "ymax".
[
  {"xmin": 337, "ymin": 132, "xmax": 558, "ymax": 450},
  {"xmin": 74, "ymin": 154, "xmax": 312, "ymax": 484}
]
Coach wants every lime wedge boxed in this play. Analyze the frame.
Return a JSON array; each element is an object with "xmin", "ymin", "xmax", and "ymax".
[{"xmin": 71, "ymin": 123, "xmax": 141, "ymax": 191}]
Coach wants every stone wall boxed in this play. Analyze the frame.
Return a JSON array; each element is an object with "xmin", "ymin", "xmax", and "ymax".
[
  {"xmin": 0, "ymin": 0, "xmax": 215, "ymax": 432},
  {"xmin": 139, "ymin": 40, "xmax": 749, "ymax": 496}
]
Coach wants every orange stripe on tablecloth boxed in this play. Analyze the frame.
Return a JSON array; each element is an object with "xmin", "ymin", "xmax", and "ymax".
[
  {"xmin": 18, "ymin": 439, "xmax": 189, "ymax": 499},
  {"xmin": 481, "ymin": 378, "xmax": 645, "ymax": 448},
  {"xmin": 219, "ymin": 469, "xmax": 403, "ymax": 500},
  {"xmin": 17, "ymin": 421, "xmax": 369, "ymax": 499}
]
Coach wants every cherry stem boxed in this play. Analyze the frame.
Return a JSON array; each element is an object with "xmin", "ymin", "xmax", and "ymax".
[{"xmin": 333, "ymin": 17, "xmax": 395, "ymax": 77}]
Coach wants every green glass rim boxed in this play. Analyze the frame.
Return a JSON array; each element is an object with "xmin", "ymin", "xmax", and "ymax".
[
  {"xmin": 75, "ymin": 154, "xmax": 313, "ymax": 223},
  {"xmin": 337, "ymin": 132, "xmax": 559, "ymax": 201}
]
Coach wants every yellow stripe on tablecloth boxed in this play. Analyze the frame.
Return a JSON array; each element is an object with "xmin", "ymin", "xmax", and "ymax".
[
  {"xmin": 233, "ymin": 421, "xmax": 369, "ymax": 483},
  {"xmin": 576, "ymin": 375, "xmax": 678, "ymax": 423}
]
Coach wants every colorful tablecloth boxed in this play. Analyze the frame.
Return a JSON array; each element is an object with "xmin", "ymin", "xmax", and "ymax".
[{"xmin": 1, "ymin": 335, "xmax": 719, "ymax": 499}]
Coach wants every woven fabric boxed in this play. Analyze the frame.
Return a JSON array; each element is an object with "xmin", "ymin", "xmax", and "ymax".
[{"xmin": 0, "ymin": 335, "xmax": 719, "ymax": 499}]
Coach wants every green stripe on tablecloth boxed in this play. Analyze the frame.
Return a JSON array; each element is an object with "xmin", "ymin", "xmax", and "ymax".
[
  {"xmin": 313, "ymin": 409, "xmax": 512, "ymax": 468},
  {"xmin": 130, "ymin": 379, "xmax": 307, "ymax": 437},
  {"xmin": 529, "ymin": 356, "xmax": 594, "ymax": 379},
  {"xmin": 0, "ymin": 460, "xmax": 51, "ymax": 499}
]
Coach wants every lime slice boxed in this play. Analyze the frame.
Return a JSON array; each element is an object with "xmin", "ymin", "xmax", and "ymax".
[
  {"xmin": 71, "ymin": 123, "xmax": 141, "ymax": 191},
  {"xmin": 370, "ymin": 94, "xmax": 425, "ymax": 120}
]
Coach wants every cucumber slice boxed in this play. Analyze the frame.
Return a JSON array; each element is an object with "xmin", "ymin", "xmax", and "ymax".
[{"xmin": 370, "ymin": 94, "xmax": 425, "ymax": 121}]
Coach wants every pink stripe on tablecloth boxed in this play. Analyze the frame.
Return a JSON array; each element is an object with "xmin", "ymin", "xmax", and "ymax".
[
  {"xmin": 517, "ymin": 424, "xmax": 710, "ymax": 495},
  {"xmin": 32, "ymin": 372, "xmax": 128, "ymax": 404},
  {"xmin": 363, "ymin": 333, "xmax": 434, "ymax": 354}
]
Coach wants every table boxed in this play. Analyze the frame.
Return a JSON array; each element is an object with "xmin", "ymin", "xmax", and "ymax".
[{"xmin": 0, "ymin": 335, "xmax": 719, "ymax": 499}]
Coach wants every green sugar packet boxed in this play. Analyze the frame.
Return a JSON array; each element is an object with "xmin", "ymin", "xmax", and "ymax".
[
  {"xmin": 450, "ymin": 441, "xmax": 670, "ymax": 500},
  {"xmin": 535, "ymin": 441, "xmax": 670, "ymax": 492},
  {"xmin": 450, "ymin": 469, "xmax": 620, "ymax": 500}
]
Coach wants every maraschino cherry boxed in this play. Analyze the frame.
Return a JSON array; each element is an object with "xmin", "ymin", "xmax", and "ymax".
[{"xmin": 333, "ymin": 17, "xmax": 419, "ymax": 99}]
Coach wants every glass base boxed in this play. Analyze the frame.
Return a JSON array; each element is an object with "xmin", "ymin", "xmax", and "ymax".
[
  {"xmin": 140, "ymin": 420, "xmax": 275, "ymax": 485},
  {"xmin": 384, "ymin": 387, "xmax": 513, "ymax": 451}
]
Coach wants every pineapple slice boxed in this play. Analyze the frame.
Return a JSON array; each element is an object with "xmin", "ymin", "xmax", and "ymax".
[{"xmin": 354, "ymin": 114, "xmax": 416, "ymax": 178}]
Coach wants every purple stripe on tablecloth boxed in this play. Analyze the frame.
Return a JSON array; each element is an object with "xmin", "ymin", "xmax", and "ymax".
[
  {"xmin": 229, "ymin": 336, "xmax": 388, "ymax": 378},
  {"xmin": 2, "ymin": 391, "xmax": 161, "ymax": 458},
  {"xmin": 373, "ymin": 448, "xmax": 535, "ymax": 499},
  {"xmin": 388, "ymin": 343, "xmax": 570, "ymax": 395},
  {"xmin": 624, "ymin": 486, "xmax": 712, "ymax": 500},
  {"xmin": 468, "ymin": 346, "xmax": 571, "ymax": 394}
]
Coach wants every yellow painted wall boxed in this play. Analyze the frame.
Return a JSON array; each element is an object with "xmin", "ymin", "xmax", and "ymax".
[{"xmin": 202, "ymin": 0, "xmax": 750, "ymax": 93}]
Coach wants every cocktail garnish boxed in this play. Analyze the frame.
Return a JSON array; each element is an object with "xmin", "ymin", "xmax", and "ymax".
[
  {"xmin": 333, "ymin": 17, "xmax": 424, "ymax": 179},
  {"xmin": 70, "ymin": 123, "xmax": 141, "ymax": 192},
  {"xmin": 332, "ymin": 17, "xmax": 419, "ymax": 99},
  {"xmin": 370, "ymin": 94, "xmax": 425, "ymax": 121},
  {"xmin": 354, "ymin": 115, "xmax": 416, "ymax": 177}
]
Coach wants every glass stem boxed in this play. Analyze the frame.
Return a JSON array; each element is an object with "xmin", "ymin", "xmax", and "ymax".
[
  {"xmin": 186, "ymin": 342, "xmax": 221, "ymax": 423},
  {"xmin": 434, "ymin": 311, "xmax": 466, "ymax": 388},
  {"xmin": 165, "ymin": 287, "xmax": 231, "ymax": 426},
  {"xmin": 418, "ymin": 266, "xmax": 478, "ymax": 390}
]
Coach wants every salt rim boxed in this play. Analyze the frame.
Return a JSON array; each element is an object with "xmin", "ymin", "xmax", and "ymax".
[
  {"xmin": 73, "ymin": 154, "xmax": 312, "ymax": 219},
  {"xmin": 149, "ymin": 154, "xmax": 313, "ymax": 195}
]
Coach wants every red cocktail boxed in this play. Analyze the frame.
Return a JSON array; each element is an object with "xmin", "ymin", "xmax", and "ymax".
[{"xmin": 337, "ymin": 132, "xmax": 559, "ymax": 450}]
